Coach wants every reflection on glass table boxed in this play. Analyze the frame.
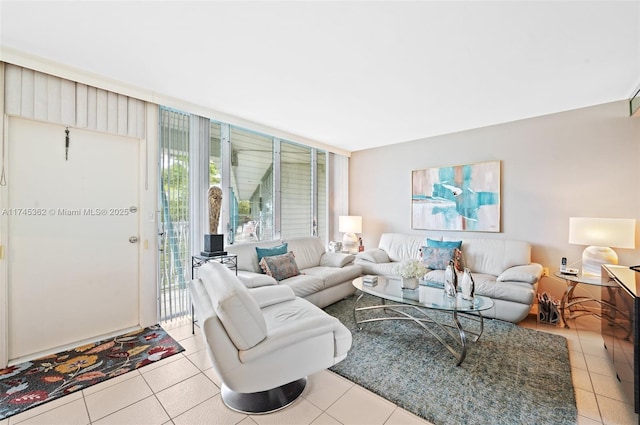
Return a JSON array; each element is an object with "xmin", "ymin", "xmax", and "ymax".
[{"xmin": 352, "ymin": 276, "xmax": 493, "ymax": 366}]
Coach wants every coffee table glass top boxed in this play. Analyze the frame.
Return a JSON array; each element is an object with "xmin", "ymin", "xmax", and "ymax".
[{"xmin": 353, "ymin": 276, "xmax": 493, "ymax": 312}]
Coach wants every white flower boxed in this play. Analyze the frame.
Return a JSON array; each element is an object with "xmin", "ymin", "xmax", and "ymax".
[{"xmin": 394, "ymin": 259, "xmax": 427, "ymax": 279}]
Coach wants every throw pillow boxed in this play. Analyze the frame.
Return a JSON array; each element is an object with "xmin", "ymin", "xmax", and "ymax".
[
  {"xmin": 420, "ymin": 247, "xmax": 464, "ymax": 271},
  {"xmin": 259, "ymin": 251, "xmax": 301, "ymax": 281},
  {"xmin": 426, "ymin": 238, "xmax": 462, "ymax": 249},
  {"xmin": 256, "ymin": 243, "xmax": 288, "ymax": 264}
]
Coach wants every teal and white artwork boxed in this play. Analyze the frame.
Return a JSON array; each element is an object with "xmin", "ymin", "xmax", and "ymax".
[{"xmin": 412, "ymin": 160, "xmax": 501, "ymax": 232}]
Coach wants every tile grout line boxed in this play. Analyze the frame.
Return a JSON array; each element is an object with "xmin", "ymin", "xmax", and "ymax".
[{"xmin": 82, "ymin": 392, "xmax": 91, "ymax": 425}]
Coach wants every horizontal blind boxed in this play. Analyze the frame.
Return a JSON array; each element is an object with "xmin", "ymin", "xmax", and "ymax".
[
  {"xmin": 281, "ymin": 142, "xmax": 312, "ymax": 239},
  {"xmin": 4, "ymin": 63, "xmax": 145, "ymax": 138}
]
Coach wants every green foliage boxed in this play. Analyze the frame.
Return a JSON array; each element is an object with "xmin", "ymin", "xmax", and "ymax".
[
  {"xmin": 210, "ymin": 160, "xmax": 221, "ymax": 185},
  {"xmin": 161, "ymin": 157, "xmax": 221, "ymax": 223},
  {"xmin": 238, "ymin": 200, "xmax": 250, "ymax": 216},
  {"xmin": 162, "ymin": 154, "xmax": 189, "ymax": 222}
]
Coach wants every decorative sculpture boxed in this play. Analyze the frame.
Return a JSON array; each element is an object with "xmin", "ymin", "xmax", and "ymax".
[
  {"xmin": 208, "ymin": 186, "xmax": 222, "ymax": 233},
  {"xmin": 202, "ymin": 186, "xmax": 225, "ymax": 256},
  {"xmin": 444, "ymin": 260, "xmax": 458, "ymax": 298},
  {"xmin": 460, "ymin": 268, "xmax": 475, "ymax": 301}
]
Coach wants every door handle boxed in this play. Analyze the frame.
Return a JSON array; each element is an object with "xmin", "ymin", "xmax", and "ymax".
[{"xmin": 129, "ymin": 236, "xmax": 139, "ymax": 243}]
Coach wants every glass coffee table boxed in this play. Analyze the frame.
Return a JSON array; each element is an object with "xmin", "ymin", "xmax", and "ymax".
[{"xmin": 352, "ymin": 276, "xmax": 494, "ymax": 366}]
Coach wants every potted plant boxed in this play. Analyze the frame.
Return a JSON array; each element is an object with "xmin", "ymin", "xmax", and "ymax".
[{"xmin": 394, "ymin": 259, "xmax": 427, "ymax": 289}]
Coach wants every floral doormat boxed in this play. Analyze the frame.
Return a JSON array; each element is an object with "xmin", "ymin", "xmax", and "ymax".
[{"xmin": 0, "ymin": 324, "xmax": 184, "ymax": 420}]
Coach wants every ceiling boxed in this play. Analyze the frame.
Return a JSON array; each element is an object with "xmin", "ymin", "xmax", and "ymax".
[{"xmin": 1, "ymin": 1, "xmax": 639, "ymax": 153}]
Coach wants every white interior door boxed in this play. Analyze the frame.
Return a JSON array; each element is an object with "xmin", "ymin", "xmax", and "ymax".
[{"xmin": 7, "ymin": 117, "xmax": 140, "ymax": 361}]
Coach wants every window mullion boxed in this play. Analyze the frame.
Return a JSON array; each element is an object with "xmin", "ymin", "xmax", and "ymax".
[
  {"xmin": 311, "ymin": 148, "xmax": 318, "ymax": 237},
  {"xmin": 273, "ymin": 137, "xmax": 281, "ymax": 240},
  {"xmin": 220, "ymin": 123, "xmax": 231, "ymax": 243}
]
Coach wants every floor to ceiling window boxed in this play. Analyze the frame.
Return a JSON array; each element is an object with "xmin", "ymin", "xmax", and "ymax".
[
  {"xmin": 281, "ymin": 141, "xmax": 312, "ymax": 239},
  {"xmin": 158, "ymin": 107, "xmax": 191, "ymax": 321},
  {"xmin": 229, "ymin": 126, "xmax": 274, "ymax": 243},
  {"xmin": 159, "ymin": 109, "xmax": 329, "ymax": 321}
]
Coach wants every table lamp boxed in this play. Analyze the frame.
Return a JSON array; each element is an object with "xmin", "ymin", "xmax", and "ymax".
[
  {"xmin": 568, "ymin": 217, "xmax": 636, "ymax": 276},
  {"xmin": 339, "ymin": 215, "xmax": 362, "ymax": 254}
]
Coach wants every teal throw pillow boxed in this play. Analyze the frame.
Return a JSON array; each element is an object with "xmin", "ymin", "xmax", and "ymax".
[
  {"xmin": 256, "ymin": 243, "xmax": 288, "ymax": 264},
  {"xmin": 426, "ymin": 238, "xmax": 462, "ymax": 249},
  {"xmin": 420, "ymin": 246, "xmax": 463, "ymax": 271}
]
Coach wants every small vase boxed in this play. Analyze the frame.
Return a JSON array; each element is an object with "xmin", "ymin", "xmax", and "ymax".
[
  {"xmin": 444, "ymin": 260, "xmax": 458, "ymax": 298},
  {"xmin": 460, "ymin": 267, "xmax": 475, "ymax": 301},
  {"xmin": 401, "ymin": 277, "xmax": 419, "ymax": 289}
]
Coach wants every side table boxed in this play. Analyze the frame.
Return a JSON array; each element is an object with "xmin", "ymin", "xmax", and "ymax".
[
  {"xmin": 191, "ymin": 254, "xmax": 238, "ymax": 334},
  {"xmin": 554, "ymin": 271, "xmax": 626, "ymax": 330}
]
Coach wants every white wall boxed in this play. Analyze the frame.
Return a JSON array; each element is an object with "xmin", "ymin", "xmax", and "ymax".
[{"xmin": 350, "ymin": 100, "xmax": 640, "ymax": 301}]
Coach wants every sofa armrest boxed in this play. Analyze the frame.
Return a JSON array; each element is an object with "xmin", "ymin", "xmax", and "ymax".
[
  {"xmin": 239, "ymin": 315, "xmax": 345, "ymax": 363},
  {"xmin": 320, "ymin": 252, "xmax": 355, "ymax": 268},
  {"xmin": 237, "ymin": 271, "xmax": 278, "ymax": 288},
  {"xmin": 356, "ymin": 248, "xmax": 390, "ymax": 264},
  {"xmin": 497, "ymin": 263, "xmax": 543, "ymax": 284},
  {"xmin": 249, "ymin": 285, "xmax": 296, "ymax": 309}
]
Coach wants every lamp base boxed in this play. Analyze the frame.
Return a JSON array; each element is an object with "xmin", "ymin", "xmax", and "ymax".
[
  {"xmin": 342, "ymin": 233, "xmax": 359, "ymax": 254},
  {"xmin": 581, "ymin": 246, "xmax": 618, "ymax": 277}
]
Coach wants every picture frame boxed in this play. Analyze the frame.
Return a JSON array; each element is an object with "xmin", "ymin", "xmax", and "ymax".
[{"xmin": 411, "ymin": 160, "xmax": 501, "ymax": 232}]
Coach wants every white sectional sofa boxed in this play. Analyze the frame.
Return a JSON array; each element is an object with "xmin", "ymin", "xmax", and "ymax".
[
  {"xmin": 225, "ymin": 236, "xmax": 362, "ymax": 308},
  {"xmin": 355, "ymin": 233, "xmax": 543, "ymax": 323}
]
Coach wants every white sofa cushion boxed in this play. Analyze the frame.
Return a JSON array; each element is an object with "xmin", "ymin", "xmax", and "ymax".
[
  {"xmin": 249, "ymin": 285, "xmax": 296, "ymax": 308},
  {"xmin": 456, "ymin": 238, "xmax": 531, "ymax": 277},
  {"xmin": 320, "ymin": 252, "xmax": 355, "ymax": 267},
  {"xmin": 357, "ymin": 249, "xmax": 390, "ymax": 264},
  {"xmin": 237, "ymin": 271, "xmax": 277, "ymax": 288},
  {"xmin": 472, "ymin": 272, "xmax": 536, "ymax": 305},
  {"xmin": 302, "ymin": 264, "xmax": 363, "ymax": 289},
  {"xmin": 281, "ymin": 274, "xmax": 326, "ymax": 298},
  {"xmin": 199, "ymin": 262, "xmax": 267, "ymax": 350},
  {"xmin": 424, "ymin": 269, "xmax": 445, "ymax": 284},
  {"xmin": 497, "ymin": 264, "xmax": 543, "ymax": 284},
  {"xmin": 378, "ymin": 233, "xmax": 425, "ymax": 262},
  {"xmin": 285, "ymin": 236, "xmax": 327, "ymax": 270}
]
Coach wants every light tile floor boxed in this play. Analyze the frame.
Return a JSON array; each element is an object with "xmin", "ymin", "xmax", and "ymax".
[{"xmin": 2, "ymin": 313, "xmax": 638, "ymax": 425}]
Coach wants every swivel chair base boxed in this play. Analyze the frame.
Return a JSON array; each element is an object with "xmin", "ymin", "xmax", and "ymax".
[{"xmin": 221, "ymin": 377, "xmax": 307, "ymax": 414}]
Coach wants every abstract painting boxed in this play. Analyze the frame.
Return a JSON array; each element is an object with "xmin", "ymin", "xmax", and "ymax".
[{"xmin": 412, "ymin": 160, "xmax": 501, "ymax": 232}]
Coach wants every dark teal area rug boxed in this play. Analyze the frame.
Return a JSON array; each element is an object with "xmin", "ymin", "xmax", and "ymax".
[
  {"xmin": 0, "ymin": 324, "xmax": 184, "ymax": 420},
  {"xmin": 325, "ymin": 294, "xmax": 577, "ymax": 425}
]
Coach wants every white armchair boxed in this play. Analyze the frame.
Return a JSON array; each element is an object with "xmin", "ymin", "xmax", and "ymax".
[{"xmin": 189, "ymin": 261, "xmax": 352, "ymax": 414}]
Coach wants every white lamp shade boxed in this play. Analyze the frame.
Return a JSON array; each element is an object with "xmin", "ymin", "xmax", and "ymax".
[
  {"xmin": 569, "ymin": 217, "xmax": 636, "ymax": 276},
  {"xmin": 568, "ymin": 217, "xmax": 636, "ymax": 249},
  {"xmin": 339, "ymin": 216, "xmax": 362, "ymax": 234}
]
